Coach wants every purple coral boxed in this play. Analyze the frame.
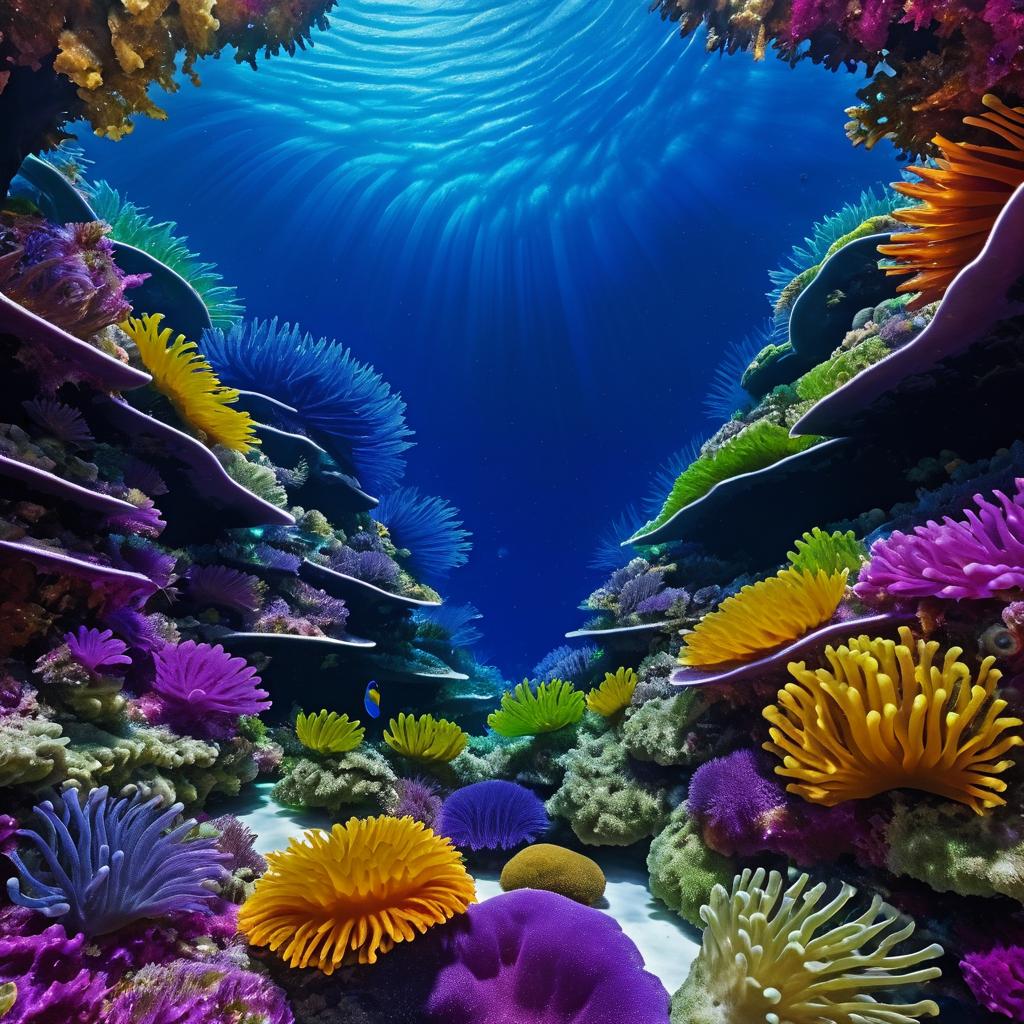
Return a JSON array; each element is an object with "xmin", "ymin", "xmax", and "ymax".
[
  {"xmin": 7, "ymin": 788, "xmax": 228, "ymax": 937},
  {"xmin": 393, "ymin": 777, "xmax": 443, "ymax": 830},
  {"xmin": 856, "ymin": 480, "xmax": 1024, "ymax": 602},
  {"xmin": 21, "ymin": 398, "xmax": 93, "ymax": 446},
  {"xmin": 420, "ymin": 889, "xmax": 669, "ymax": 1023},
  {"xmin": 105, "ymin": 499, "xmax": 166, "ymax": 539},
  {"xmin": 208, "ymin": 815, "xmax": 267, "ymax": 877},
  {"xmin": 329, "ymin": 546, "xmax": 401, "ymax": 588},
  {"xmin": 618, "ymin": 572, "xmax": 665, "ymax": 616},
  {"xmin": 151, "ymin": 641, "xmax": 270, "ymax": 739},
  {"xmin": 64, "ymin": 626, "xmax": 132, "ymax": 675},
  {"xmin": 634, "ymin": 587, "xmax": 690, "ymax": 617},
  {"xmin": 438, "ymin": 781, "xmax": 549, "ymax": 852},
  {"xmin": 961, "ymin": 945, "xmax": 1024, "ymax": 1019},
  {"xmin": 186, "ymin": 565, "xmax": 264, "ymax": 615}
]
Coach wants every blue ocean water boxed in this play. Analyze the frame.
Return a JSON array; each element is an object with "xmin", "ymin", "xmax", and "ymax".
[{"xmin": 76, "ymin": 0, "xmax": 898, "ymax": 674}]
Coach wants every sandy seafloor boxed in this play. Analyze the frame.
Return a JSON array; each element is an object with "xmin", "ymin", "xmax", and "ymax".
[{"xmin": 232, "ymin": 783, "xmax": 700, "ymax": 994}]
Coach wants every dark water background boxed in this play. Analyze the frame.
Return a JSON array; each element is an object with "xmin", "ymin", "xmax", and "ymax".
[{"xmin": 76, "ymin": 0, "xmax": 899, "ymax": 675}]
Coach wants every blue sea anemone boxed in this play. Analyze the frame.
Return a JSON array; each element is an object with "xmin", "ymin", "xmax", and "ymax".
[
  {"xmin": 201, "ymin": 318, "xmax": 413, "ymax": 494},
  {"xmin": 439, "ymin": 781, "xmax": 549, "ymax": 851},
  {"xmin": 641, "ymin": 437, "xmax": 704, "ymax": 519},
  {"xmin": 372, "ymin": 487, "xmax": 471, "ymax": 580},
  {"xmin": 531, "ymin": 644, "xmax": 599, "ymax": 684},
  {"xmin": 7, "ymin": 788, "xmax": 227, "ymax": 936},
  {"xmin": 702, "ymin": 329, "xmax": 765, "ymax": 423},
  {"xmin": 415, "ymin": 603, "xmax": 484, "ymax": 648},
  {"xmin": 590, "ymin": 505, "xmax": 644, "ymax": 573}
]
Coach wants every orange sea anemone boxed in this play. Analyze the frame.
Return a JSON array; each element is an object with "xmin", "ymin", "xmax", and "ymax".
[
  {"xmin": 879, "ymin": 95, "xmax": 1024, "ymax": 309},
  {"xmin": 237, "ymin": 815, "xmax": 476, "ymax": 972}
]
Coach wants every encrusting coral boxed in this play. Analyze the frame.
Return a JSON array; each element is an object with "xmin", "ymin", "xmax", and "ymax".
[
  {"xmin": 238, "ymin": 815, "xmax": 476, "ymax": 972},
  {"xmin": 487, "ymin": 678, "xmax": 585, "ymax": 736},
  {"xmin": 383, "ymin": 712, "xmax": 468, "ymax": 764},
  {"xmin": 763, "ymin": 626, "xmax": 1023, "ymax": 813},
  {"xmin": 295, "ymin": 709, "xmax": 364, "ymax": 755}
]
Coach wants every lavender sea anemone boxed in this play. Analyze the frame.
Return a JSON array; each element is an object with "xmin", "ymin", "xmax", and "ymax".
[
  {"xmin": 64, "ymin": 626, "xmax": 132, "ymax": 675},
  {"xmin": 438, "ymin": 781, "xmax": 549, "ymax": 851},
  {"xmin": 22, "ymin": 398, "xmax": 94, "ymax": 446},
  {"xmin": 186, "ymin": 565, "xmax": 264, "ymax": 615}
]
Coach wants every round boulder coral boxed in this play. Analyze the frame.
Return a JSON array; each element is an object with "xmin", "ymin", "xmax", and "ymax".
[
  {"xmin": 499, "ymin": 844, "xmax": 606, "ymax": 906},
  {"xmin": 439, "ymin": 780, "xmax": 549, "ymax": 852}
]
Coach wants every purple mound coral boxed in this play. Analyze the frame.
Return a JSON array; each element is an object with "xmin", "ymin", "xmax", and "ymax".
[
  {"xmin": 150, "ymin": 641, "xmax": 270, "ymax": 739},
  {"xmin": 421, "ymin": 889, "xmax": 669, "ymax": 1023},
  {"xmin": 7, "ymin": 788, "xmax": 227, "ymax": 936},
  {"xmin": 438, "ymin": 781, "xmax": 549, "ymax": 852},
  {"xmin": 961, "ymin": 945, "xmax": 1024, "ymax": 1019},
  {"xmin": 856, "ymin": 480, "xmax": 1024, "ymax": 602},
  {"xmin": 64, "ymin": 626, "xmax": 131, "ymax": 675}
]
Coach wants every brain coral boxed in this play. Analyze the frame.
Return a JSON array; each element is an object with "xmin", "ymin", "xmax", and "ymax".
[
  {"xmin": 438, "ymin": 780, "xmax": 549, "ymax": 851},
  {"xmin": 238, "ymin": 815, "xmax": 476, "ymax": 972},
  {"xmin": 500, "ymin": 843, "xmax": 606, "ymax": 906},
  {"xmin": 420, "ymin": 889, "xmax": 669, "ymax": 1024}
]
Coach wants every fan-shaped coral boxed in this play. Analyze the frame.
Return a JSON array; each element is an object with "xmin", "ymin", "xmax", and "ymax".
[
  {"xmin": 121, "ymin": 313, "xmax": 258, "ymax": 453},
  {"xmin": 201, "ymin": 318, "xmax": 412, "ymax": 493},
  {"xmin": 879, "ymin": 95, "xmax": 1024, "ymax": 309},
  {"xmin": 680, "ymin": 567, "xmax": 847, "ymax": 668},
  {"xmin": 438, "ymin": 780, "xmax": 549, "ymax": 851},
  {"xmin": 295, "ymin": 710, "xmax": 364, "ymax": 755},
  {"xmin": 855, "ymin": 480, "xmax": 1024, "ymax": 602},
  {"xmin": 499, "ymin": 844, "xmax": 606, "ymax": 906},
  {"xmin": 531, "ymin": 644, "xmax": 599, "ymax": 684},
  {"xmin": 372, "ymin": 487, "xmax": 471, "ymax": 580},
  {"xmin": 185, "ymin": 564, "xmax": 264, "ymax": 615},
  {"xmin": 237, "ymin": 815, "xmax": 475, "ymax": 971},
  {"xmin": 585, "ymin": 667, "xmax": 638, "ymax": 717},
  {"xmin": 488, "ymin": 679, "xmax": 585, "ymax": 737},
  {"xmin": 674, "ymin": 868, "xmax": 942, "ymax": 1024},
  {"xmin": 763, "ymin": 627, "xmax": 1024, "ymax": 814},
  {"xmin": 6, "ymin": 787, "xmax": 226, "ymax": 936},
  {"xmin": 384, "ymin": 713, "xmax": 468, "ymax": 763}
]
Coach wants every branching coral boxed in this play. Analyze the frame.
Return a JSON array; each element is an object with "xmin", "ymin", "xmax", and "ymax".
[
  {"xmin": 499, "ymin": 843, "xmax": 606, "ymax": 906},
  {"xmin": 438, "ymin": 780, "xmax": 549, "ymax": 851},
  {"xmin": 680, "ymin": 567, "xmax": 847, "ymax": 668},
  {"xmin": 763, "ymin": 626, "xmax": 1024, "ymax": 813},
  {"xmin": 488, "ymin": 679, "xmax": 585, "ymax": 737},
  {"xmin": 585, "ymin": 667, "xmax": 637, "ymax": 717},
  {"xmin": 673, "ymin": 868, "xmax": 943, "ymax": 1024},
  {"xmin": 787, "ymin": 527, "xmax": 866, "ymax": 576},
  {"xmin": 7, "ymin": 787, "xmax": 226, "ymax": 936},
  {"xmin": 238, "ymin": 815, "xmax": 476, "ymax": 972},
  {"xmin": 879, "ymin": 95, "xmax": 1024, "ymax": 309},
  {"xmin": 120, "ymin": 313, "xmax": 258, "ymax": 452},
  {"xmin": 856, "ymin": 479, "xmax": 1024, "ymax": 602},
  {"xmin": 372, "ymin": 487, "xmax": 471, "ymax": 580},
  {"xmin": 295, "ymin": 710, "xmax": 364, "ymax": 755},
  {"xmin": 384, "ymin": 713, "xmax": 468, "ymax": 764}
]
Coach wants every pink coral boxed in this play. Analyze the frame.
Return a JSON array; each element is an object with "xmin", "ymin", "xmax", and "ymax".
[{"xmin": 961, "ymin": 945, "xmax": 1024, "ymax": 1018}]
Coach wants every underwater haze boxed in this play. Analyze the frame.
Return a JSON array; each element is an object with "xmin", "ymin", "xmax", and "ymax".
[{"xmin": 74, "ymin": 0, "xmax": 896, "ymax": 672}]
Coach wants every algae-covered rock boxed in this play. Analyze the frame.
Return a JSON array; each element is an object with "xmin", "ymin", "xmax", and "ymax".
[
  {"xmin": 622, "ymin": 691, "xmax": 709, "ymax": 766},
  {"xmin": 0, "ymin": 716, "xmax": 68, "ymax": 789},
  {"xmin": 273, "ymin": 748, "xmax": 398, "ymax": 815},
  {"xmin": 499, "ymin": 843, "xmax": 606, "ymax": 906}
]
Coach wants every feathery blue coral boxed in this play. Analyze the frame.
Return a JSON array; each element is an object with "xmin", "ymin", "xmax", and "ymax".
[{"xmin": 373, "ymin": 487, "xmax": 471, "ymax": 580}]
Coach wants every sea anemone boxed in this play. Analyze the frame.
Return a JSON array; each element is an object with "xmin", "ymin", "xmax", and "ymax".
[
  {"xmin": 680, "ymin": 568, "xmax": 848, "ymax": 668},
  {"xmin": 787, "ymin": 527, "xmax": 865, "ymax": 576},
  {"xmin": 63, "ymin": 626, "xmax": 131, "ymax": 675},
  {"xmin": 22, "ymin": 398, "xmax": 94, "ymax": 446},
  {"xmin": 438, "ymin": 780, "xmax": 549, "ymax": 851},
  {"xmin": 185, "ymin": 564, "xmax": 265, "ymax": 615},
  {"xmin": 855, "ymin": 480, "xmax": 1024, "ymax": 602},
  {"xmin": 237, "ymin": 815, "xmax": 475, "ymax": 972},
  {"xmin": 151, "ymin": 641, "xmax": 271, "ymax": 739},
  {"xmin": 295, "ymin": 710, "xmax": 364, "ymax": 755},
  {"xmin": 961, "ymin": 945, "xmax": 1024, "ymax": 1019},
  {"xmin": 201, "ymin": 318, "xmax": 412, "ymax": 494},
  {"xmin": 414, "ymin": 603, "xmax": 484, "ymax": 648},
  {"xmin": 487, "ymin": 679, "xmax": 585, "ymax": 737},
  {"xmin": 392, "ymin": 776, "xmax": 443, "ymax": 829},
  {"xmin": 372, "ymin": 487, "xmax": 471, "ymax": 580},
  {"xmin": 879, "ymin": 95, "xmax": 1024, "ymax": 309},
  {"xmin": 675, "ymin": 868, "xmax": 942, "ymax": 1024},
  {"xmin": 120, "ymin": 313, "xmax": 258, "ymax": 453},
  {"xmin": 763, "ymin": 626, "xmax": 1024, "ymax": 814},
  {"xmin": 531, "ymin": 644, "xmax": 598, "ymax": 684},
  {"xmin": 6, "ymin": 788, "xmax": 227, "ymax": 936},
  {"xmin": 383, "ymin": 713, "xmax": 468, "ymax": 763},
  {"xmin": 585, "ymin": 667, "xmax": 638, "ymax": 717}
]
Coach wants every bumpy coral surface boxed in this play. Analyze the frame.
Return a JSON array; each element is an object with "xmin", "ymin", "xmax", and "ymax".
[
  {"xmin": 763, "ymin": 626, "xmax": 1023, "ymax": 813},
  {"xmin": 238, "ymin": 815, "xmax": 476, "ymax": 972},
  {"xmin": 499, "ymin": 843, "xmax": 606, "ymax": 906}
]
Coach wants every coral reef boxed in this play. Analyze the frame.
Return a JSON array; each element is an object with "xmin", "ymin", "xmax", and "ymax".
[
  {"xmin": 372, "ymin": 487, "xmax": 471, "ymax": 580},
  {"xmin": 499, "ymin": 843, "xmax": 606, "ymax": 906},
  {"xmin": 271, "ymin": 749, "xmax": 397, "ymax": 815},
  {"xmin": 437, "ymin": 780, "xmax": 549, "ymax": 851},
  {"xmin": 585, "ymin": 666, "xmax": 637, "ymax": 717}
]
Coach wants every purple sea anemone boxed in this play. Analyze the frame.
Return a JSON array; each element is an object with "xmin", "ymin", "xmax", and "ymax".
[
  {"xmin": 532, "ymin": 643, "xmax": 598, "ymax": 683},
  {"xmin": 961, "ymin": 945, "xmax": 1024, "ymax": 1019},
  {"xmin": 420, "ymin": 889, "xmax": 669, "ymax": 1024},
  {"xmin": 151, "ymin": 641, "xmax": 270, "ymax": 738},
  {"xmin": 64, "ymin": 626, "xmax": 132, "ymax": 675},
  {"xmin": 105, "ymin": 536, "xmax": 177, "ymax": 590},
  {"xmin": 101, "ymin": 607, "xmax": 166, "ymax": 654},
  {"xmin": 7, "ymin": 788, "xmax": 227, "ymax": 937},
  {"xmin": 856, "ymin": 480, "xmax": 1024, "ymax": 602},
  {"xmin": 208, "ymin": 815, "xmax": 267, "ymax": 877},
  {"xmin": 438, "ymin": 781, "xmax": 549, "ymax": 852},
  {"xmin": 186, "ymin": 565, "xmax": 264, "ymax": 615},
  {"xmin": 105, "ymin": 498, "xmax": 166, "ymax": 539},
  {"xmin": 329, "ymin": 546, "xmax": 402, "ymax": 588},
  {"xmin": 21, "ymin": 398, "xmax": 94, "ymax": 446},
  {"xmin": 393, "ymin": 777, "xmax": 443, "ymax": 830}
]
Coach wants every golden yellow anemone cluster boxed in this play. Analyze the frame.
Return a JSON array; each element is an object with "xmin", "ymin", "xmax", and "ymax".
[
  {"xmin": 763, "ymin": 626, "xmax": 1024, "ymax": 814},
  {"xmin": 121, "ymin": 313, "xmax": 258, "ymax": 452},
  {"xmin": 679, "ymin": 568, "xmax": 847, "ymax": 668},
  {"xmin": 238, "ymin": 816, "xmax": 476, "ymax": 972},
  {"xmin": 383, "ymin": 713, "xmax": 468, "ymax": 763},
  {"xmin": 295, "ymin": 710, "xmax": 364, "ymax": 755},
  {"xmin": 585, "ymin": 667, "xmax": 638, "ymax": 717}
]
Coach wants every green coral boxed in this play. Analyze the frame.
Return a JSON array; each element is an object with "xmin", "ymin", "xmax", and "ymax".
[
  {"xmin": 219, "ymin": 450, "xmax": 289, "ymax": 508},
  {"xmin": 451, "ymin": 727, "xmax": 580, "ymax": 789},
  {"xmin": 785, "ymin": 527, "xmax": 866, "ymax": 576},
  {"xmin": 547, "ymin": 729, "xmax": 669, "ymax": 846},
  {"xmin": 647, "ymin": 805, "xmax": 735, "ymax": 927},
  {"xmin": 272, "ymin": 749, "xmax": 397, "ymax": 815},
  {"xmin": 642, "ymin": 421, "xmax": 821, "ymax": 535},
  {"xmin": 0, "ymin": 717, "xmax": 68, "ymax": 789},
  {"xmin": 740, "ymin": 341, "xmax": 793, "ymax": 391},
  {"xmin": 487, "ymin": 679, "xmax": 585, "ymax": 737},
  {"xmin": 622, "ymin": 692, "xmax": 709, "ymax": 767},
  {"xmin": 793, "ymin": 336, "xmax": 892, "ymax": 403}
]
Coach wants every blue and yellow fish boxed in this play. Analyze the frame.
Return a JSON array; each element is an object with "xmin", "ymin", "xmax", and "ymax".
[{"xmin": 364, "ymin": 680, "xmax": 381, "ymax": 719}]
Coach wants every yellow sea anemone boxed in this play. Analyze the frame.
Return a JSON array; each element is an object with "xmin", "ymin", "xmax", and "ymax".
[
  {"xmin": 487, "ymin": 678, "xmax": 585, "ymax": 737},
  {"xmin": 676, "ymin": 867, "xmax": 942, "ymax": 1024},
  {"xmin": 121, "ymin": 313, "xmax": 258, "ymax": 452},
  {"xmin": 238, "ymin": 815, "xmax": 476, "ymax": 972},
  {"xmin": 585, "ymin": 667, "xmax": 637, "ymax": 717},
  {"xmin": 763, "ymin": 626, "xmax": 1024, "ymax": 814},
  {"xmin": 295, "ymin": 710, "xmax": 364, "ymax": 755},
  {"xmin": 680, "ymin": 568, "xmax": 847, "ymax": 668},
  {"xmin": 383, "ymin": 712, "xmax": 468, "ymax": 763}
]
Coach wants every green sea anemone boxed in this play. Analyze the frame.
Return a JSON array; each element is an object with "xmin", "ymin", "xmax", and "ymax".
[{"xmin": 488, "ymin": 679, "xmax": 585, "ymax": 737}]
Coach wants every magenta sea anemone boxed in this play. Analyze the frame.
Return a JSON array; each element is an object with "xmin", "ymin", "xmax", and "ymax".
[
  {"xmin": 64, "ymin": 626, "xmax": 132, "ymax": 676},
  {"xmin": 961, "ymin": 945, "xmax": 1024, "ymax": 1019}
]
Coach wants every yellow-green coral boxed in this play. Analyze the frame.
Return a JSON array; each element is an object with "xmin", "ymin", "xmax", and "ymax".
[
  {"xmin": 272, "ymin": 750, "xmax": 398, "ymax": 815},
  {"xmin": 295, "ymin": 710, "xmax": 364, "ymax": 755},
  {"xmin": 585, "ymin": 667, "xmax": 637, "ymax": 717},
  {"xmin": 786, "ymin": 527, "xmax": 866, "ymax": 576},
  {"xmin": 384, "ymin": 713, "xmax": 468, "ymax": 764},
  {"xmin": 500, "ymin": 844, "xmax": 606, "ymax": 906},
  {"xmin": 488, "ymin": 679, "xmax": 585, "ymax": 737}
]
